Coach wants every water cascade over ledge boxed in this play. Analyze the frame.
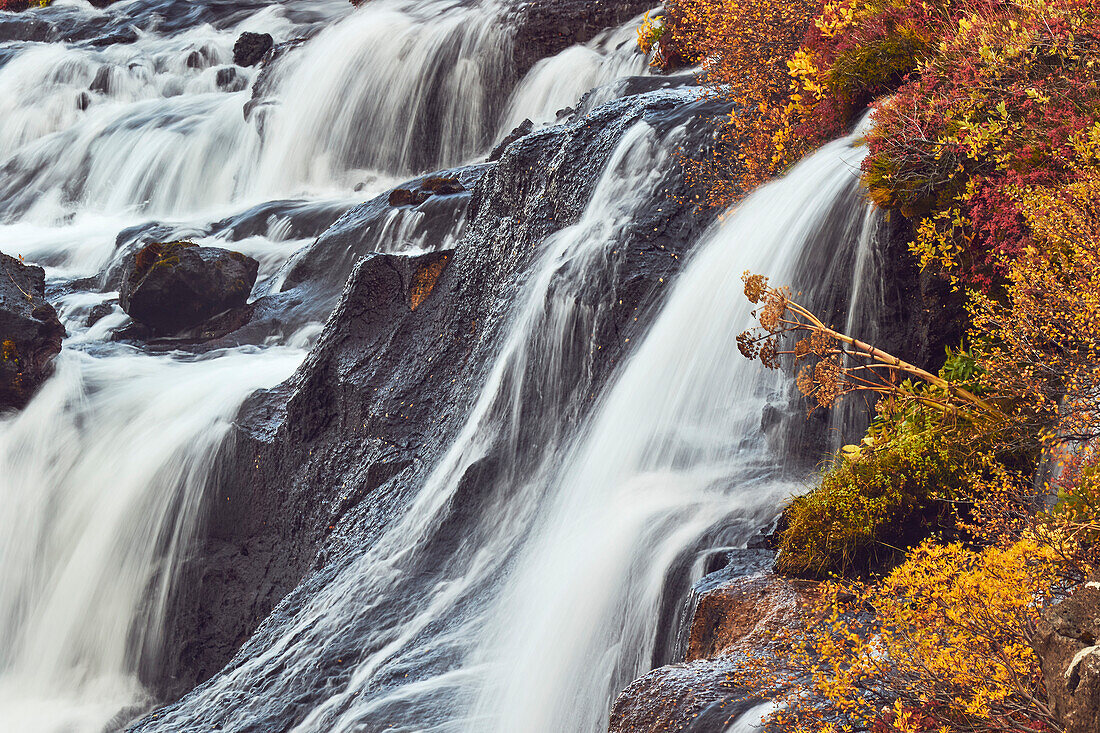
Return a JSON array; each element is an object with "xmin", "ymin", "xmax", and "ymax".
[
  {"xmin": 132, "ymin": 116, "xmax": 876, "ymax": 733},
  {"xmin": 0, "ymin": 1, "xmax": 887, "ymax": 731}
]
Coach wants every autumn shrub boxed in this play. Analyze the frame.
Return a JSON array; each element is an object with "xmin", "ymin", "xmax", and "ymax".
[
  {"xmin": 636, "ymin": 12, "xmax": 666, "ymax": 60},
  {"xmin": 737, "ymin": 537, "xmax": 1067, "ymax": 732},
  {"xmin": 968, "ymin": 171, "xmax": 1100, "ymax": 445},
  {"xmin": 666, "ymin": 0, "xmax": 1100, "ymax": 296},
  {"xmin": 705, "ymin": 0, "xmax": 1100, "ymax": 723},
  {"xmin": 857, "ymin": 0, "xmax": 1100, "ymax": 290},
  {"xmin": 778, "ymin": 408, "xmax": 965, "ymax": 577},
  {"xmin": 744, "ymin": 241, "xmax": 1098, "ymax": 576},
  {"xmin": 0, "ymin": 0, "xmax": 51, "ymax": 10},
  {"xmin": 649, "ymin": 0, "xmax": 821, "ymax": 202},
  {"xmin": 733, "ymin": 195, "xmax": 1100, "ymax": 723}
]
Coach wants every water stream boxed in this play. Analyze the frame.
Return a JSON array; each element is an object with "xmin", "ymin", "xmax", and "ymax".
[{"xmin": 0, "ymin": 1, "xmax": 877, "ymax": 731}]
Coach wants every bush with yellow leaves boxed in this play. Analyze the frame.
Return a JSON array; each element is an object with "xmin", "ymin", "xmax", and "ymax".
[{"xmin": 742, "ymin": 537, "xmax": 1067, "ymax": 732}]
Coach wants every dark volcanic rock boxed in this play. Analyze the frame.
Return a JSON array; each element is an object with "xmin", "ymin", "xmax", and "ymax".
[
  {"xmin": 0, "ymin": 252, "xmax": 65, "ymax": 411},
  {"xmin": 875, "ymin": 214, "xmax": 965, "ymax": 373},
  {"xmin": 509, "ymin": 0, "xmax": 653, "ymax": 77},
  {"xmin": 89, "ymin": 65, "xmax": 113, "ymax": 94},
  {"xmin": 420, "ymin": 175, "xmax": 464, "ymax": 194},
  {"xmin": 0, "ymin": 15, "xmax": 55, "ymax": 43},
  {"xmin": 389, "ymin": 177, "xmax": 466, "ymax": 207},
  {"xmin": 279, "ymin": 165, "xmax": 485, "ymax": 305},
  {"xmin": 232, "ymin": 31, "xmax": 272, "ymax": 67},
  {"xmin": 84, "ymin": 301, "xmax": 116, "ymax": 328},
  {"xmin": 215, "ymin": 66, "xmax": 247, "ymax": 93},
  {"xmin": 243, "ymin": 36, "xmax": 309, "ymax": 122},
  {"xmin": 1033, "ymin": 581, "xmax": 1100, "ymax": 733},
  {"xmin": 119, "ymin": 242, "xmax": 258, "ymax": 335},
  {"xmin": 609, "ymin": 560, "xmax": 816, "ymax": 733},
  {"xmin": 488, "ymin": 118, "xmax": 533, "ymax": 161},
  {"xmin": 387, "ymin": 188, "xmax": 430, "ymax": 207},
  {"xmin": 144, "ymin": 90, "xmax": 726, "ymax": 718}
]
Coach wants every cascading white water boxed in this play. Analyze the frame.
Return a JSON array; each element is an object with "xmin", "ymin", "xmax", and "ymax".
[
  {"xmin": 133, "ymin": 108, "xmax": 876, "ymax": 733},
  {"xmin": 497, "ymin": 11, "xmax": 651, "ymax": 133},
  {"xmin": 0, "ymin": 0, "xmax": 640, "ymax": 223},
  {"xmin": 252, "ymin": 0, "xmax": 510, "ymax": 190},
  {"xmin": 0, "ymin": 345, "xmax": 305, "ymax": 733},
  {"xmin": 468, "ymin": 119, "xmax": 873, "ymax": 733},
  {"xmin": 131, "ymin": 115, "xmax": 687, "ymax": 733},
  {"xmin": 0, "ymin": 1, "xmax": 326, "ymax": 220},
  {"xmin": 0, "ymin": 2, "xmax": 665, "ymax": 731},
  {"xmin": 0, "ymin": 1, "xmax": 882, "ymax": 731}
]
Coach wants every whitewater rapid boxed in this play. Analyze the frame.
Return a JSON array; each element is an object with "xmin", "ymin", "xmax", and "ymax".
[{"xmin": 0, "ymin": 1, "xmax": 880, "ymax": 732}]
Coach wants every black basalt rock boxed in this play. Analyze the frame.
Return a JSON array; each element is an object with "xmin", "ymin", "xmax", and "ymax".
[
  {"xmin": 387, "ymin": 188, "xmax": 430, "ymax": 207},
  {"xmin": 215, "ymin": 66, "xmax": 247, "ymax": 93},
  {"xmin": 488, "ymin": 118, "xmax": 532, "ymax": 161},
  {"xmin": 119, "ymin": 242, "xmax": 258, "ymax": 335},
  {"xmin": 233, "ymin": 31, "xmax": 273, "ymax": 67},
  {"xmin": 509, "ymin": 0, "xmax": 654, "ymax": 77},
  {"xmin": 143, "ymin": 90, "xmax": 726, "ymax": 719},
  {"xmin": 0, "ymin": 252, "xmax": 65, "ymax": 411}
]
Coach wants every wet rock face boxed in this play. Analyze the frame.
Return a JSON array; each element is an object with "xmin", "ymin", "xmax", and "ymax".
[
  {"xmin": 148, "ymin": 90, "xmax": 725, "ymax": 714},
  {"xmin": 685, "ymin": 572, "xmax": 810, "ymax": 662},
  {"xmin": 609, "ymin": 657, "xmax": 764, "ymax": 733},
  {"xmin": 0, "ymin": 252, "xmax": 65, "ymax": 411},
  {"xmin": 388, "ymin": 176, "xmax": 466, "ymax": 207},
  {"xmin": 1033, "ymin": 581, "xmax": 1100, "ymax": 733},
  {"xmin": 509, "ymin": 0, "xmax": 653, "ymax": 76},
  {"xmin": 232, "ymin": 31, "xmax": 272, "ymax": 67},
  {"xmin": 120, "ymin": 242, "xmax": 259, "ymax": 335},
  {"xmin": 488, "ymin": 118, "xmax": 533, "ymax": 161},
  {"xmin": 215, "ymin": 66, "xmax": 247, "ymax": 92},
  {"xmin": 609, "ymin": 554, "xmax": 817, "ymax": 733}
]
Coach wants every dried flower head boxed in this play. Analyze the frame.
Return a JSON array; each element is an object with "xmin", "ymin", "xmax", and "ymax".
[
  {"xmin": 794, "ymin": 337, "xmax": 811, "ymax": 360},
  {"xmin": 796, "ymin": 362, "xmax": 815, "ymax": 397},
  {"xmin": 737, "ymin": 330, "xmax": 760, "ymax": 360},
  {"xmin": 760, "ymin": 341, "xmax": 780, "ymax": 369},
  {"xmin": 814, "ymin": 357, "xmax": 842, "ymax": 408},
  {"xmin": 759, "ymin": 287, "xmax": 789, "ymax": 332},
  {"xmin": 811, "ymin": 328, "xmax": 836, "ymax": 356},
  {"xmin": 743, "ymin": 271, "xmax": 769, "ymax": 304}
]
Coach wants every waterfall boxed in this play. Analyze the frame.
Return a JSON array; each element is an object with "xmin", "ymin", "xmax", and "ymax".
[
  {"xmin": 0, "ymin": 0, "xmax": 621, "ymax": 222},
  {"xmin": 0, "ymin": 345, "xmax": 306, "ymax": 733},
  {"xmin": 467, "ymin": 120, "xmax": 872, "ymax": 733},
  {"xmin": 130, "ymin": 115, "xmax": 688, "ymax": 733},
  {"xmin": 252, "ymin": 0, "xmax": 512, "ymax": 189},
  {"xmin": 133, "ymin": 115, "xmax": 875, "ymax": 733},
  {"xmin": 0, "ymin": 1, "xmax": 882, "ymax": 731},
  {"xmin": 496, "ymin": 12, "xmax": 651, "ymax": 134}
]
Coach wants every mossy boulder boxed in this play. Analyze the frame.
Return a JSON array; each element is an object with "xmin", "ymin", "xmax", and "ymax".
[
  {"xmin": 120, "ymin": 242, "xmax": 258, "ymax": 335},
  {"xmin": 0, "ymin": 251, "xmax": 65, "ymax": 410}
]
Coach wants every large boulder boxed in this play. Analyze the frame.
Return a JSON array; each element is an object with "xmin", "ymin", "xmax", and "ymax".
[
  {"xmin": 119, "ymin": 242, "xmax": 258, "ymax": 335},
  {"xmin": 0, "ymin": 252, "xmax": 65, "ymax": 411},
  {"xmin": 232, "ymin": 31, "xmax": 272, "ymax": 67},
  {"xmin": 1033, "ymin": 581, "xmax": 1100, "ymax": 733},
  {"xmin": 609, "ymin": 553, "xmax": 817, "ymax": 733}
]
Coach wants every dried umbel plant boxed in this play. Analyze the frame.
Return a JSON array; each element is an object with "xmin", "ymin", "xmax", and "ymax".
[{"xmin": 737, "ymin": 271, "xmax": 999, "ymax": 419}]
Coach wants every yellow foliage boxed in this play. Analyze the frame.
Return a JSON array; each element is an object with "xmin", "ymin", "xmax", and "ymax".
[
  {"xmin": 969, "ymin": 168, "xmax": 1100, "ymax": 446},
  {"xmin": 749, "ymin": 538, "xmax": 1064, "ymax": 732},
  {"xmin": 636, "ymin": 12, "xmax": 665, "ymax": 60}
]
